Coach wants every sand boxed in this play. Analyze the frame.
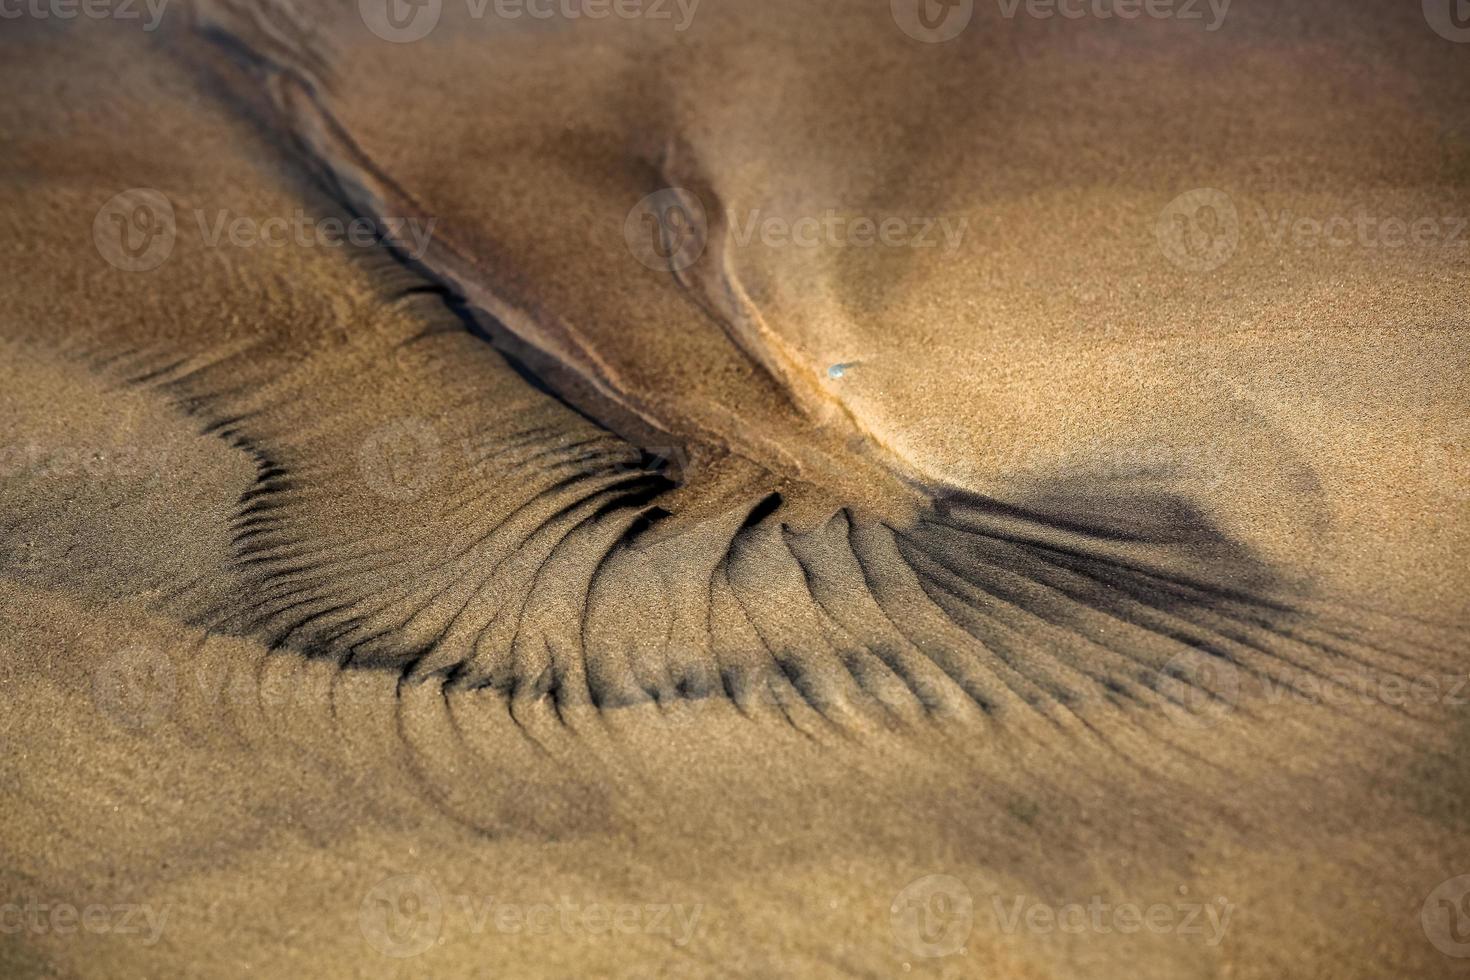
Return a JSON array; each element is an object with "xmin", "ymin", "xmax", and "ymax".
[{"xmin": 1, "ymin": 1, "xmax": 1467, "ymax": 977}]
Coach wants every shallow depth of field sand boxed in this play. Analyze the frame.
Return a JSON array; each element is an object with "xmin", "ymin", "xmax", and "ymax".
[{"xmin": 1, "ymin": 3, "xmax": 1468, "ymax": 978}]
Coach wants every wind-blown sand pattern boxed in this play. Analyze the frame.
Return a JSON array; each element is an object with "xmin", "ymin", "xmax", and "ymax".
[{"xmin": 1, "ymin": 1, "xmax": 1467, "ymax": 976}]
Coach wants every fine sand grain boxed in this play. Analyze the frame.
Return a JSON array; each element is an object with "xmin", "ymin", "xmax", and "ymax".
[{"xmin": 1, "ymin": 3, "xmax": 1467, "ymax": 977}]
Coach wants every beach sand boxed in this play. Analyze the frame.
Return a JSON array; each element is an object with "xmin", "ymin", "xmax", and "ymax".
[{"xmin": 1, "ymin": 2, "xmax": 1467, "ymax": 976}]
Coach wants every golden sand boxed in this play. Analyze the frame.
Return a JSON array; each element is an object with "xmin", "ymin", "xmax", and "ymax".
[{"xmin": 1, "ymin": 2, "xmax": 1467, "ymax": 976}]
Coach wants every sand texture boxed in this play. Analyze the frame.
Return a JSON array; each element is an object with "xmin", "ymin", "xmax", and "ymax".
[{"xmin": 1, "ymin": 1, "xmax": 1467, "ymax": 977}]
